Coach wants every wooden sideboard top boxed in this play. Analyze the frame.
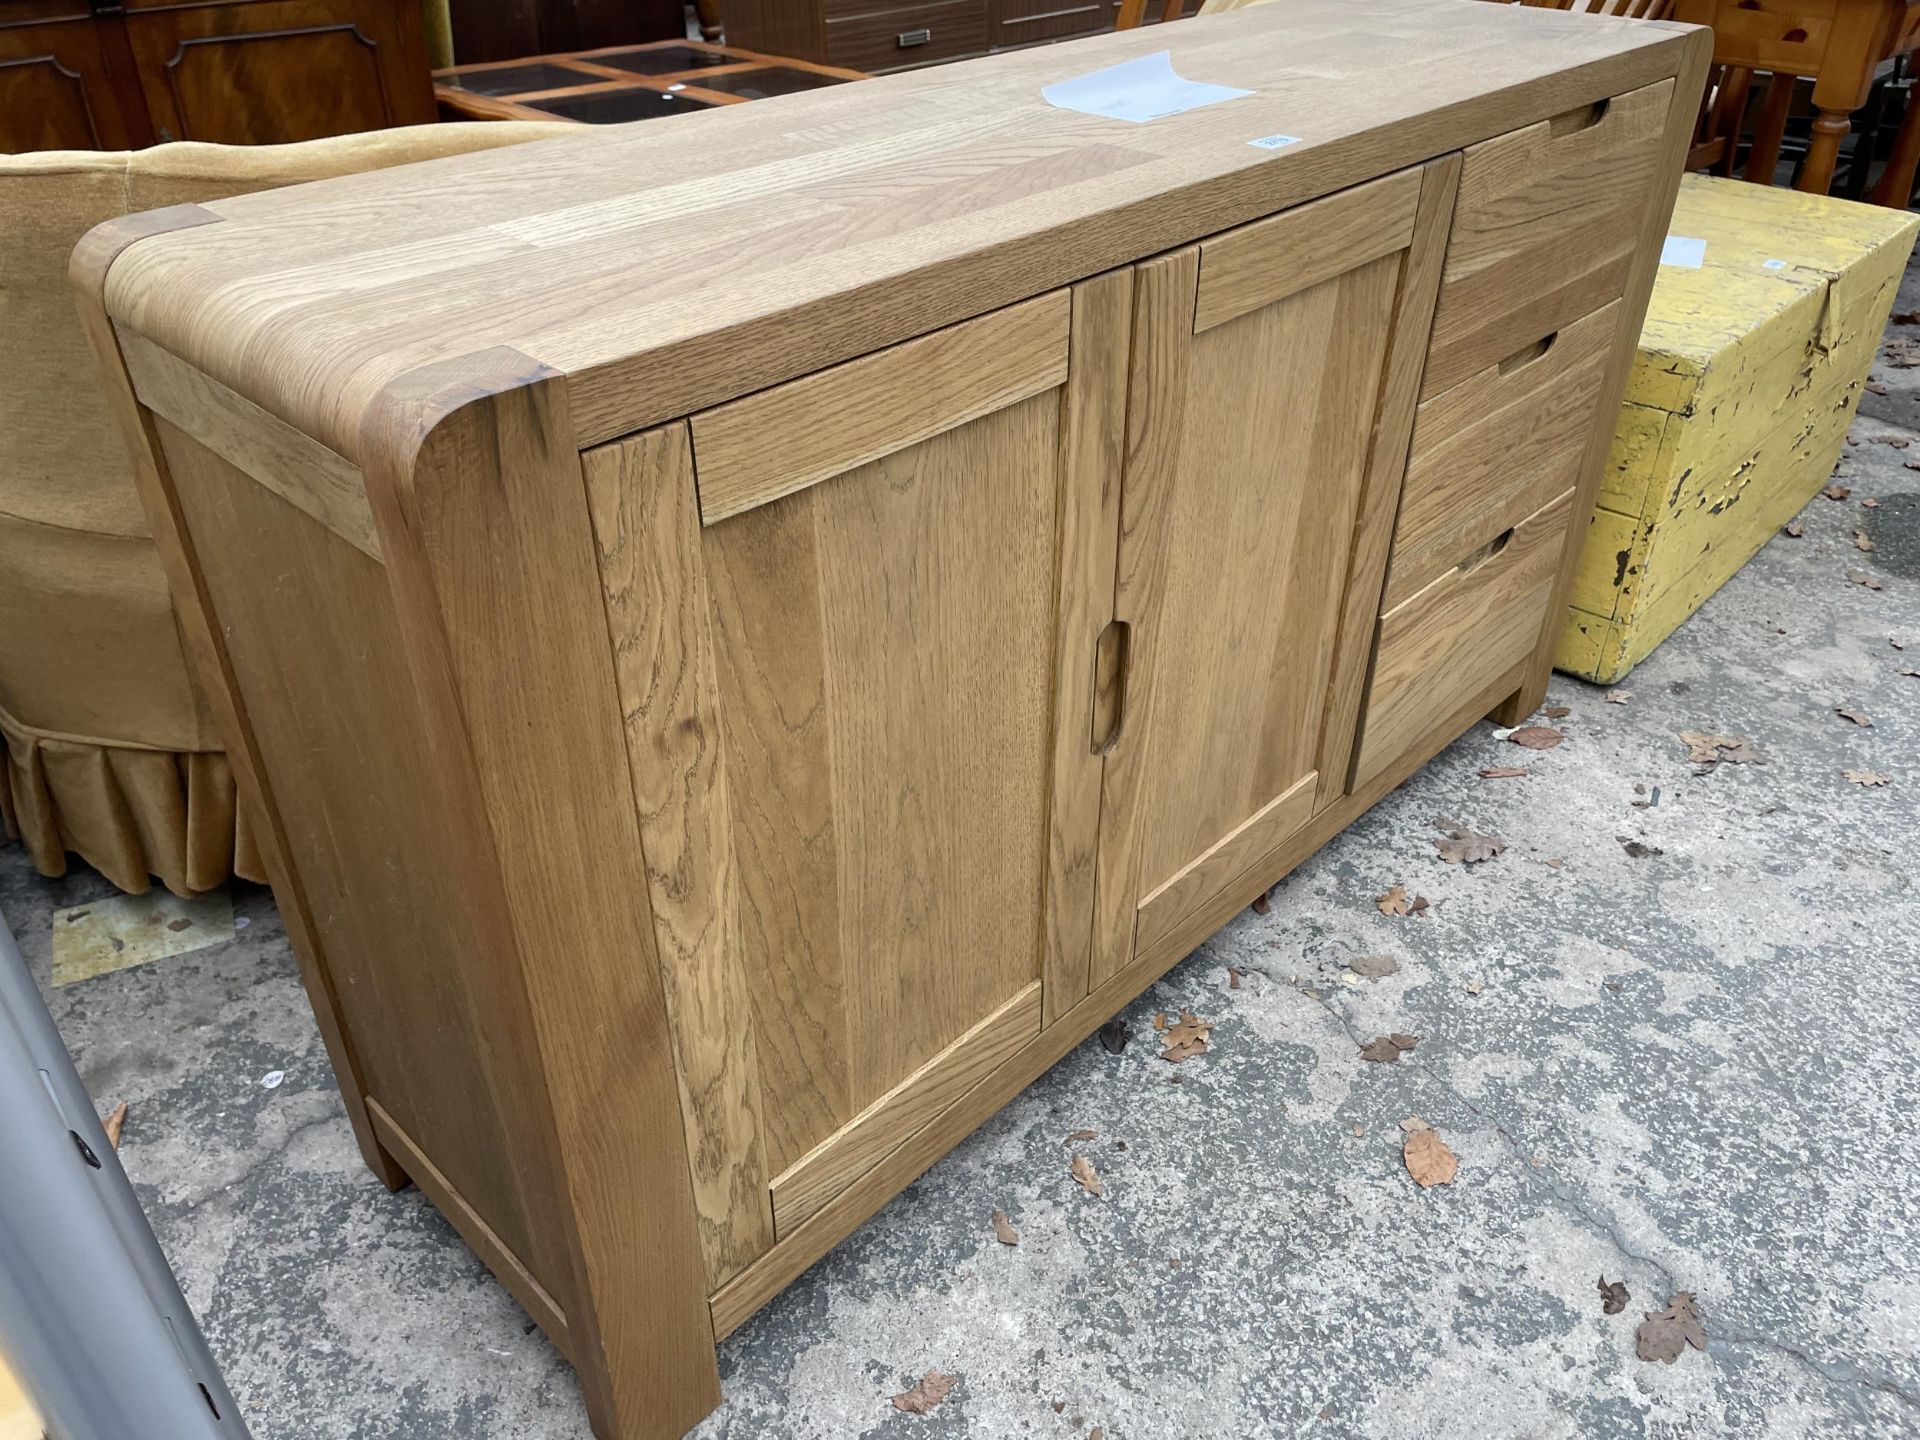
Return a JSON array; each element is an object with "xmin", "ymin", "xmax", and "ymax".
[{"xmin": 95, "ymin": 0, "xmax": 1701, "ymax": 462}]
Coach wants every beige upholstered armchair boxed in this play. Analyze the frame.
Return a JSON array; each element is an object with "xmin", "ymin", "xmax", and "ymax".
[{"xmin": 0, "ymin": 122, "xmax": 576, "ymax": 897}]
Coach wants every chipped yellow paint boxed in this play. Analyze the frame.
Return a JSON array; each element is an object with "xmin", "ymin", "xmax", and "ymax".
[
  {"xmin": 51, "ymin": 890, "xmax": 235, "ymax": 987},
  {"xmin": 1558, "ymin": 175, "xmax": 1919, "ymax": 683}
]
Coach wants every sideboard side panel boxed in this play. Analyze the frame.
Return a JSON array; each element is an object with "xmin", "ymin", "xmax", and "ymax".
[
  {"xmin": 362, "ymin": 351, "xmax": 720, "ymax": 1440},
  {"xmin": 151, "ymin": 416, "xmax": 584, "ymax": 1335}
]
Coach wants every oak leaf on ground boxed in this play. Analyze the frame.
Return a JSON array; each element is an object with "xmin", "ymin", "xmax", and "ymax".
[
  {"xmin": 1359, "ymin": 1033, "xmax": 1420, "ymax": 1064},
  {"xmin": 1160, "ymin": 1011, "xmax": 1213, "ymax": 1062},
  {"xmin": 1432, "ymin": 817, "xmax": 1505, "ymax": 864},
  {"xmin": 1636, "ymin": 1293, "xmax": 1707, "ymax": 1364},
  {"xmin": 1678, "ymin": 731, "xmax": 1766, "ymax": 766},
  {"xmin": 1403, "ymin": 1127, "xmax": 1457, "ymax": 1187},
  {"xmin": 1844, "ymin": 769, "xmax": 1891, "ymax": 786},
  {"xmin": 1376, "ymin": 885, "xmax": 1430, "ymax": 917},
  {"xmin": 1508, "ymin": 726, "xmax": 1565, "ymax": 750},
  {"xmin": 1598, "ymin": 1275, "xmax": 1630, "ymax": 1315},
  {"xmin": 991, "ymin": 1209, "xmax": 1019, "ymax": 1245},
  {"xmin": 892, "ymin": 1372, "xmax": 956, "ymax": 1413},
  {"xmin": 1070, "ymin": 1155, "xmax": 1103, "ymax": 1198}
]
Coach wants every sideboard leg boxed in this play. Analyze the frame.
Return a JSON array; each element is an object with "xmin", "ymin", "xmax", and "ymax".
[{"xmin": 361, "ymin": 349, "xmax": 723, "ymax": 1440}]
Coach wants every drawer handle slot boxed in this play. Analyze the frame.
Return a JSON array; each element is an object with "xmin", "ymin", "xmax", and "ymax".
[
  {"xmin": 1091, "ymin": 618, "xmax": 1130, "ymax": 754},
  {"xmin": 1498, "ymin": 330, "xmax": 1559, "ymax": 375},
  {"xmin": 898, "ymin": 27, "xmax": 932, "ymax": 46},
  {"xmin": 1548, "ymin": 97, "xmax": 1609, "ymax": 137},
  {"xmin": 1456, "ymin": 527, "xmax": 1515, "ymax": 577}
]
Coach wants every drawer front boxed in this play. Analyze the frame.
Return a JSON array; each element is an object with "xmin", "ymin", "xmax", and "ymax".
[
  {"xmin": 826, "ymin": 1, "xmax": 988, "ymax": 70},
  {"xmin": 1422, "ymin": 79, "xmax": 1671, "ymax": 398},
  {"xmin": 1352, "ymin": 489, "xmax": 1576, "ymax": 788},
  {"xmin": 1383, "ymin": 301, "xmax": 1618, "ymax": 609}
]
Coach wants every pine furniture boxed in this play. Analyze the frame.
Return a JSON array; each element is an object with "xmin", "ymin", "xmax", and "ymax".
[
  {"xmin": 76, "ymin": 5, "xmax": 1708, "ymax": 1436},
  {"xmin": 1559, "ymin": 173, "xmax": 1918, "ymax": 680}
]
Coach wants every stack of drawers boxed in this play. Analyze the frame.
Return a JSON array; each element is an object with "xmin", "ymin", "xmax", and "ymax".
[{"xmin": 1353, "ymin": 81, "xmax": 1674, "ymax": 783}]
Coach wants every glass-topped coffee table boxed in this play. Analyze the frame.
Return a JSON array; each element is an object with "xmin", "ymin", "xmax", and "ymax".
[{"xmin": 435, "ymin": 39, "xmax": 867, "ymax": 125}]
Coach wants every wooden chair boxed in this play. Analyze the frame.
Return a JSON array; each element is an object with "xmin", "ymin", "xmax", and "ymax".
[{"xmin": 0, "ymin": 121, "xmax": 577, "ymax": 898}]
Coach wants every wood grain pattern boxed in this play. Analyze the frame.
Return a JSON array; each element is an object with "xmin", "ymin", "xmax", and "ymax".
[
  {"xmin": 1041, "ymin": 271, "xmax": 1130, "ymax": 1024},
  {"xmin": 1494, "ymin": 36, "xmax": 1712, "ymax": 724},
  {"xmin": 69, "ymin": 203, "xmax": 407, "ymax": 1192},
  {"xmin": 1354, "ymin": 488, "xmax": 1577, "ymax": 786},
  {"xmin": 1135, "ymin": 770, "xmax": 1316, "ymax": 954},
  {"xmin": 1309, "ymin": 154, "xmax": 1460, "ymax": 812},
  {"xmin": 709, "ymin": 653, "xmax": 1533, "ymax": 1340},
  {"xmin": 700, "ymin": 364, "xmax": 1070, "ymax": 1203},
  {"xmin": 583, "ymin": 423, "xmax": 774, "ymax": 1293},
  {"xmin": 98, "ymin": 1, "xmax": 1694, "ymax": 460},
  {"xmin": 119, "ymin": 327, "xmax": 381, "ymax": 562},
  {"xmin": 1422, "ymin": 78, "xmax": 1674, "ymax": 396},
  {"xmin": 1384, "ymin": 300, "xmax": 1618, "ymax": 609},
  {"xmin": 690, "ymin": 291, "xmax": 1070, "ymax": 524},
  {"xmin": 1195, "ymin": 167, "xmax": 1421, "ymax": 333},
  {"xmin": 1087, "ymin": 246, "xmax": 1194, "ymax": 992},
  {"xmin": 358, "ymin": 352, "xmax": 719, "ymax": 1440},
  {"xmin": 770, "ymin": 980, "xmax": 1041, "ymax": 1233}
]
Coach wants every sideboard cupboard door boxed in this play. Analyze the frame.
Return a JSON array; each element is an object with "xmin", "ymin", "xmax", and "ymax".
[
  {"xmin": 1088, "ymin": 159, "xmax": 1459, "ymax": 986},
  {"xmin": 583, "ymin": 276, "xmax": 1130, "ymax": 1281}
]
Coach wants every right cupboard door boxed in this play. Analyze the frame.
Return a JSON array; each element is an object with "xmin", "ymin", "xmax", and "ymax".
[{"xmin": 1088, "ymin": 159, "xmax": 1458, "ymax": 985}]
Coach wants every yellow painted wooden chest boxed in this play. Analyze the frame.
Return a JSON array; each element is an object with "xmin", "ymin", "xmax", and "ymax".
[{"xmin": 1558, "ymin": 174, "xmax": 1918, "ymax": 684}]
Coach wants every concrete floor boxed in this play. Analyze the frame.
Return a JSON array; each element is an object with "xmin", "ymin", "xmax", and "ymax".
[{"xmin": 8, "ymin": 273, "xmax": 1920, "ymax": 1440}]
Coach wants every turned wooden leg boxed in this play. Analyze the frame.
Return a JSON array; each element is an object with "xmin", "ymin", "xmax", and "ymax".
[
  {"xmin": 1872, "ymin": 78, "xmax": 1920, "ymax": 205},
  {"xmin": 1745, "ymin": 71, "xmax": 1795, "ymax": 183},
  {"xmin": 1711, "ymin": 67, "xmax": 1751, "ymax": 176},
  {"xmin": 1799, "ymin": 105, "xmax": 1852, "ymax": 193},
  {"xmin": 693, "ymin": 0, "xmax": 722, "ymax": 42}
]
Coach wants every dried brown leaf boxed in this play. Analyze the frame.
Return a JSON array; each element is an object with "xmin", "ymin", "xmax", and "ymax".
[
  {"xmin": 1848, "ymin": 569, "xmax": 1884, "ymax": 590},
  {"xmin": 1543, "ymin": 705, "xmax": 1571, "ymax": 719},
  {"xmin": 1822, "ymin": 482, "xmax": 1853, "ymax": 500},
  {"xmin": 1479, "ymin": 765, "xmax": 1529, "ymax": 779},
  {"xmin": 1065, "ymin": 1129, "xmax": 1098, "ymax": 1143},
  {"xmin": 1836, "ymin": 705, "xmax": 1873, "ymax": 727},
  {"xmin": 102, "ymin": 1101, "xmax": 128, "ymax": 1150},
  {"xmin": 892, "ymin": 1371, "xmax": 957, "ymax": 1414},
  {"xmin": 1508, "ymin": 725, "xmax": 1565, "ymax": 750},
  {"xmin": 1432, "ymin": 818, "xmax": 1506, "ymax": 864},
  {"xmin": 1070, "ymin": 1154, "xmax": 1103, "ymax": 1198},
  {"xmin": 1376, "ymin": 884, "xmax": 1430, "ymax": 919},
  {"xmin": 1160, "ymin": 1011, "xmax": 1213, "ymax": 1063},
  {"xmin": 1598, "ymin": 1275, "xmax": 1630, "ymax": 1315},
  {"xmin": 1678, "ymin": 731, "xmax": 1766, "ymax": 766},
  {"xmin": 1348, "ymin": 954, "xmax": 1400, "ymax": 980},
  {"xmin": 1844, "ymin": 769, "xmax": 1892, "ymax": 786},
  {"xmin": 1249, "ymin": 891, "xmax": 1272, "ymax": 916},
  {"xmin": 1399, "ymin": 1115, "xmax": 1432, "ymax": 1132},
  {"xmin": 1636, "ymin": 1293, "xmax": 1707, "ymax": 1364},
  {"xmin": 1782, "ymin": 520, "xmax": 1806, "ymax": 538},
  {"xmin": 1152, "ymin": 1012, "xmax": 1168, "ymax": 1032},
  {"xmin": 1226, "ymin": 966, "xmax": 1245, "ymax": 989},
  {"xmin": 1605, "ymin": 689, "xmax": 1633, "ymax": 704},
  {"xmin": 991, "ymin": 1208, "xmax": 1019, "ymax": 1245},
  {"xmin": 1855, "ymin": 530, "xmax": 1877, "ymax": 552},
  {"xmin": 1359, "ymin": 1033, "xmax": 1420, "ymax": 1064},
  {"xmin": 1097, "ymin": 1018, "xmax": 1130, "ymax": 1054},
  {"xmin": 1403, "ymin": 1128, "xmax": 1458, "ymax": 1187}
]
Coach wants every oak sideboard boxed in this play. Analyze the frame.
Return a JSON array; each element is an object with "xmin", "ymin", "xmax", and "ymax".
[{"xmin": 76, "ymin": 5, "xmax": 1708, "ymax": 1435}]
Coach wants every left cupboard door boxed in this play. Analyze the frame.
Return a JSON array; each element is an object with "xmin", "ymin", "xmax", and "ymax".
[{"xmin": 583, "ymin": 275, "xmax": 1131, "ymax": 1288}]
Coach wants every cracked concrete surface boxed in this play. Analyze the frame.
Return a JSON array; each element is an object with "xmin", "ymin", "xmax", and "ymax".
[{"xmin": 7, "ymin": 261, "xmax": 1920, "ymax": 1439}]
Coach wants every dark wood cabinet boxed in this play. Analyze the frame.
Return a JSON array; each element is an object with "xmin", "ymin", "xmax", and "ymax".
[
  {"xmin": 443, "ymin": 0, "xmax": 685, "ymax": 65},
  {"xmin": 0, "ymin": 0, "xmax": 435, "ymax": 151},
  {"xmin": 724, "ymin": 0, "xmax": 1200, "ymax": 71}
]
